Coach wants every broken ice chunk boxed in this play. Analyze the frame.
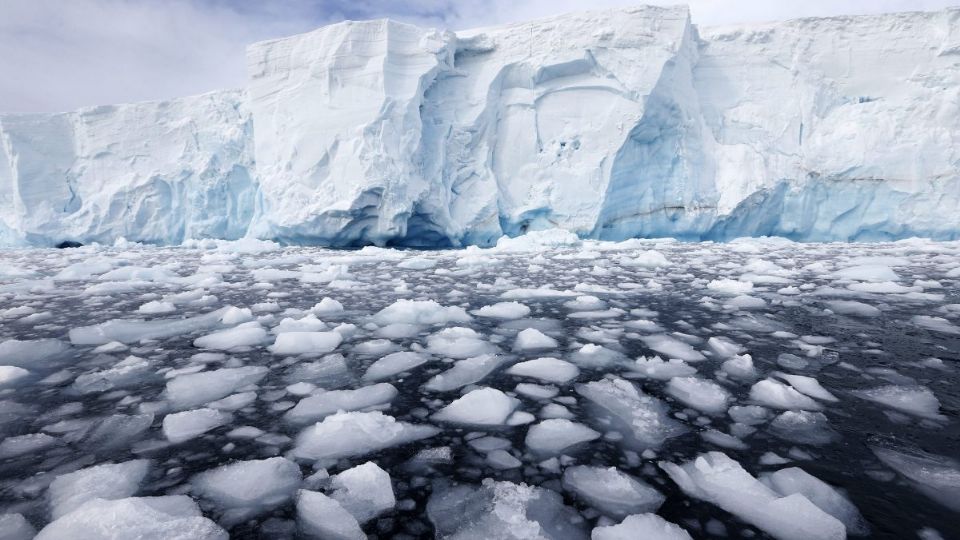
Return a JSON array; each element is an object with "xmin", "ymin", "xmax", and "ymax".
[
  {"xmin": 591, "ymin": 513, "xmax": 692, "ymax": 540},
  {"xmin": 473, "ymin": 301, "xmax": 531, "ymax": 319},
  {"xmin": 506, "ymin": 357, "xmax": 580, "ymax": 384},
  {"xmin": 35, "ymin": 496, "xmax": 227, "ymax": 540},
  {"xmin": 191, "ymin": 457, "xmax": 302, "ymax": 525},
  {"xmin": 525, "ymin": 419, "xmax": 601, "ymax": 455},
  {"xmin": 432, "ymin": 388, "xmax": 520, "ymax": 426},
  {"xmin": 852, "ymin": 385, "xmax": 945, "ymax": 420},
  {"xmin": 296, "ymin": 490, "xmax": 365, "ymax": 540},
  {"xmin": 760, "ymin": 467, "xmax": 868, "ymax": 535},
  {"xmin": 426, "ymin": 327, "xmax": 497, "ymax": 358},
  {"xmin": 329, "ymin": 462, "xmax": 395, "ymax": 523},
  {"xmin": 514, "ymin": 328, "xmax": 559, "ymax": 350},
  {"xmin": 870, "ymin": 439, "xmax": 960, "ymax": 512},
  {"xmin": 640, "ymin": 335, "xmax": 705, "ymax": 362},
  {"xmin": 576, "ymin": 378, "xmax": 685, "ymax": 449},
  {"xmin": 193, "ymin": 322, "xmax": 267, "ymax": 350},
  {"xmin": 269, "ymin": 331, "xmax": 343, "ymax": 355},
  {"xmin": 362, "ymin": 351, "xmax": 429, "ymax": 381},
  {"xmin": 423, "ymin": 354, "xmax": 505, "ymax": 392},
  {"xmin": 749, "ymin": 379, "xmax": 823, "ymax": 411},
  {"xmin": 665, "ymin": 377, "xmax": 732, "ymax": 415},
  {"xmin": 629, "ymin": 356, "xmax": 696, "ymax": 380},
  {"xmin": 165, "ymin": 366, "xmax": 268, "ymax": 409},
  {"xmin": 48, "ymin": 459, "xmax": 151, "ymax": 519},
  {"xmin": 561, "ymin": 465, "xmax": 664, "ymax": 519},
  {"xmin": 372, "ymin": 299, "xmax": 470, "ymax": 326},
  {"xmin": 427, "ymin": 479, "xmax": 588, "ymax": 539},
  {"xmin": 291, "ymin": 411, "xmax": 439, "ymax": 461},
  {"xmin": 660, "ymin": 452, "xmax": 845, "ymax": 540},
  {"xmin": 284, "ymin": 383, "xmax": 398, "ymax": 424},
  {"xmin": 162, "ymin": 408, "xmax": 232, "ymax": 443}
]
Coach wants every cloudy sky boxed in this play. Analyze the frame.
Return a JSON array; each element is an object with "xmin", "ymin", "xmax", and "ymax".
[{"xmin": 2, "ymin": 0, "xmax": 957, "ymax": 113}]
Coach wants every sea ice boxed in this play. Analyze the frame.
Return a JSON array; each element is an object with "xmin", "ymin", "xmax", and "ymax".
[
  {"xmin": 329, "ymin": 462, "xmax": 395, "ymax": 523},
  {"xmin": 291, "ymin": 411, "xmax": 439, "ymax": 460},
  {"xmin": 665, "ymin": 377, "xmax": 732, "ymax": 415},
  {"xmin": 284, "ymin": 383, "xmax": 398, "ymax": 424},
  {"xmin": 513, "ymin": 328, "xmax": 559, "ymax": 350},
  {"xmin": 48, "ymin": 459, "xmax": 151, "ymax": 519},
  {"xmin": 423, "ymin": 354, "xmax": 505, "ymax": 391},
  {"xmin": 525, "ymin": 419, "xmax": 601, "ymax": 455},
  {"xmin": 576, "ymin": 378, "xmax": 686, "ymax": 448},
  {"xmin": 191, "ymin": 457, "xmax": 302, "ymax": 524},
  {"xmin": 432, "ymin": 387, "xmax": 520, "ymax": 426},
  {"xmin": 852, "ymin": 385, "xmax": 944, "ymax": 419},
  {"xmin": 426, "ymin": 327, "xmax": 496, "ymax": 358},
  {"xmin": 269, "ymin": 331, "xmax": 343, "ymax": 355},
  {"xmin": 296, "ymin": 490, "xmax": 365, "ymax": 540},
  {"xmin": 427, "ymin": 479, "xmax": 587, "ymax": 539},
  {"xmin": 506, "ymin": 357, "xmax": 580, "ymax": 384},
  {"xmin": 165, "ymin": 366, "xmax": 268, "ymax": 409},
  {"xmin": 162, "ymin": 408, "xmax": 233, "ymax": 443},
  {"xmin": 561, "ymin": 465, "xmax": 664, "ymax": 519},
  {"xmin": 362, "ymin": 351, "xmax": 430, "ymax": 381},
  {"xmin": 640, "ymin": 335, "xmax": 706, "ymax": 362},
  {"xmin": 750, "ymin": 379, "xmax": 823, "ymax": 411},
  {"xmin": 590, "ymin": 513, "xmax": 692, "ymax": 540},
  {"xmin": 193, "ymin": 322, "xmax": 267, "ymax": 350},
  {"xmin": 35, "ymin": 496, "xmax": 227, "ymax": 540},
  {"xmin": 372, "ymin": 299, "xmax": 470, "ymax": 326},
  {"xmin": 473, "ymin": 301, "xmax": 531, "ymax": 319},
  {"xmin": 661, "ymin": 452, "xmax": 846, "ymax": 540}
]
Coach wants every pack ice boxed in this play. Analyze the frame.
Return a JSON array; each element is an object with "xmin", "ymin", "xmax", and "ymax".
[{"xmin": 2, "ymin": 6, "xmax": 959, "ymax": 246}]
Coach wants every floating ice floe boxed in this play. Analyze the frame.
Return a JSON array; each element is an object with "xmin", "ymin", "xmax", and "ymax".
[
  {"xmin": 661, "ymin": 452, "xmax": 846, "ymax": 540},
  {"xmin": 562, "ymin": 465, "xmax": 664, "ymax": 519},
  {"xmin": 432, "ymin": 387, "xmax": 520, "ymax": 426},
  {"xmin": 191, "ymin": 457, "xmax": 302, "ymax": 525},
  {"xmin": 423, "ymin": 354, "xmax": 506, "ymax": 391},
  {"xmin": 472, "ymin": 301, "xmax": 531, "ymax": 319},
  {"xmin": 427, "ymin": 479, "xmax": 587, "ymax": 539},
  {"xmin": 362, "ymin": 351, "xmax": 430, "ymax": 381},
  {"xmin": 869, "ymin": 439, "xmax": 960, "ymax": 512},
  {"xmin": 525, "ymin": 419, "xmax": 600, "ymax": 455},
  {"xmin": 372, "ymin": 299, "xmax": 470, "ymax": 326},
  {"xmin": 284, "ymin": 383, "xmax": 398, "ymax": 424},
  {"xmin": 164, "ymin": 366, "xmax": 268, "ymax": 409},
  {"xmin": 640, "ymin": 335, "xmax": 705, "ymax": 362},
  {"xmin": 48, "ymin": 459, "xmax": 151, "ymax": 519},
  {"xmin": 269, "ymin": 331, "xmax": 343, "ymax": 355},
  {"xmin": 514, "ymin": 328, "xmax": 559, "ymax": 350},
  {"xmin": 163, "ymin": 408, "xmax": 233, "ymax": 443},
  {"xmin": 507, "ymin": 357, "xmax": 580, "ymax": 384},
  {"xmin": 749, "ymin": 379, "xmax": 823, "ymax": 411},
  {"xmin": 296, "ymin": 490, "xmax": 365, "ymax": 539},
  {"xmin": 852, "ymin": 385, "xmax": 945, "ymax": 420},
  {"xmin": 291, "ymin": 411, "xmax": 439, "ymax": 460},
  {"xmin": 426, "ymin": 327, "xmax": 497, "ymax": 358},
  {"xmin": 629, "ymin": 356, "xmax": 696, "ymax": 380},
  {"xmin": 194, "ymin": 322, "xmax": 267, "ymax": 350},
  {"xmin": 665, "ymin": 377, "xmax": 732, "ymax": 415},
  {"xmin": 329, "ymin": 462, "xmax": 395, "ymax": 523},
  {"xmin": 591, "ymin": 513, "xmax": 692, "ymax": 540},
  {"xmin": 759, "ymin": 467, "xmax": 869, "ymax": 535},
  {"xmin": 576, "ymin": 378, "xmax": 686, "ymax": 449},
  {"xmin": 35, "ymin": 496, "xmax": 227, "ymax": 540}
]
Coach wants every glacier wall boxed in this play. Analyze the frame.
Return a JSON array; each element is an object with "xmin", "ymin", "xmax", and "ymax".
[
  {"xmin": 0, "ymin": 91, "xmax": 256, "ymax": 246},
  {"xmin": 1, "ymin": 5, "xmax": 958, "ymax": 247}
]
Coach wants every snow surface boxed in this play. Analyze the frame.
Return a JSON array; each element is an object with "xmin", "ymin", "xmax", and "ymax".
[{"xmin": 2, "ymin": 6, "xmax": 959, "ymax": 246}]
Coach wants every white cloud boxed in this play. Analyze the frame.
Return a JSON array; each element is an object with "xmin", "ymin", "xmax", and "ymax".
[{"xmin": 0, "ymin": 0, "xmax": 956, "ymax": 113}]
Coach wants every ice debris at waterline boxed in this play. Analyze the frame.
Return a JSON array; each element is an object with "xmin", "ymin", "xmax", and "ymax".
[
  {"xmin": 2, "ymin": 5, "xmax": 960, "ymax": 248},
  {"xmin": 0, "ymin": 234, "xmax": 958, "ymax": 538}
]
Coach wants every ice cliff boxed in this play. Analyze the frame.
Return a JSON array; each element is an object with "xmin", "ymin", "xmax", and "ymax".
[{"xmin": 1, "ymin": 5, "xmax": 958, "ymax": 247}]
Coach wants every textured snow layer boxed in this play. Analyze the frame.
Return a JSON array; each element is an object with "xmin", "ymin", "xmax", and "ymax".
[{"xmin": 2, "ymin": 6, "xmax": 959, "ymax": 246}]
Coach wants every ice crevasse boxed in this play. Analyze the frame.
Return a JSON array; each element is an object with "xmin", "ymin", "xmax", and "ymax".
[{"xmin": 1, "ymin": 5, "xmax": 958, "ymax": 247}]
